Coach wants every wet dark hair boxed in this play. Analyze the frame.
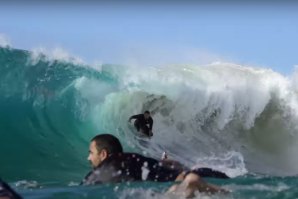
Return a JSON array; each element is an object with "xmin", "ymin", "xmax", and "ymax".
[
  {"xmin": 144, "ymin": 110, "xmax": 150, "ymax": 114},
  {"xmin": 91, "ymin": 134, "xmax": 123, "ymax": 154}
]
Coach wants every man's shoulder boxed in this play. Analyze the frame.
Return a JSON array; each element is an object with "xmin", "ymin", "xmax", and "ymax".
[
  {"xmin": 106, "ymin": 153, "xmax": 160, "ymax": 168},
  {"xmin": 109, "ymin": 152, "xmax": 153, "ymax": 161}
]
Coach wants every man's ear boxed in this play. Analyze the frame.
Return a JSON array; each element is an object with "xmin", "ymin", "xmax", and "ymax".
[{"xmin": 99, "ymin": 149, "xmax": 108, "ymax": 160}]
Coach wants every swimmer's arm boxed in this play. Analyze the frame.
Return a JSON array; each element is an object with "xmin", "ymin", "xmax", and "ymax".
[{"xmin": 128, "ymin": 114, "xmax": 139, "ymax": 122}]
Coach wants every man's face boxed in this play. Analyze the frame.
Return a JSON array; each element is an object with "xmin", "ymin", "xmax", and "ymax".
[
  {"xmin": 88, "ymin": 141, "xmax": 106, "ymax": 168},
  {"xmin": 144, "ymin": 113, "xmax": 150, "ymax": 119}
]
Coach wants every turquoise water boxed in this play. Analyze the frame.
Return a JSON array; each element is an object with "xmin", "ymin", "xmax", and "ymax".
[
  {"xmin": 12, "ymin": 177, "xmax": 298, "ymax": 199},
  {"xmin": 1, "ymin": 46, "xmax": 298, "ymax": 198}
]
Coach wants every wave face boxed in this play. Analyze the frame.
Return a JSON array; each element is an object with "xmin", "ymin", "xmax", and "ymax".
[{"xmin": 1, "ymin": 47, "xmax": 298, "ymax": 184}]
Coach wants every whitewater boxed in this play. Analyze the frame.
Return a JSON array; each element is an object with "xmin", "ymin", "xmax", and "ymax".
[{"xmin": 1, "ymin": 46, "xmax": 298, "ymax": 198}]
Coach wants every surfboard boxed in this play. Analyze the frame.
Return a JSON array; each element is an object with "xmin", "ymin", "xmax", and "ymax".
[{"xmin": 127, "ymin": 122, "xmax": 152, "ymax": 139}]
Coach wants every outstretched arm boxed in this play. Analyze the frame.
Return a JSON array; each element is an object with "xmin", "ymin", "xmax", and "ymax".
[{"xmin": 128, "ymin": 114, "xmax": 138, "ymax": 122}]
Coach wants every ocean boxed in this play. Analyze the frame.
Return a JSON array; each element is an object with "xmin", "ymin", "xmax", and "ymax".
[{"xmin": 1, "ymin": 46, "xmax": 298, "ymax": 198}]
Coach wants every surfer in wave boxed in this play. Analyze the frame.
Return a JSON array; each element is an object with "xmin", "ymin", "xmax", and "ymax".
[{"xmin": 129, "ymin": 111, "xmax": 153, "ymax": 137}]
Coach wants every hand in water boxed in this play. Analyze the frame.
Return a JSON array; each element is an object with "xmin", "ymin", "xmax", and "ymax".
[
  {"xmin": 161, "ymin": 151, "xmax": 168, "ymax": 160},
  {"xmin": 149, "ymin": 131, "xmax": 153, "ymax": 137}
]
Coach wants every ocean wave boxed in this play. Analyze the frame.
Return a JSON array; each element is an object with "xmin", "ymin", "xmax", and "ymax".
[{"xmin": 1, "ymin": 46, "xmax": 298, "ymax": 184}]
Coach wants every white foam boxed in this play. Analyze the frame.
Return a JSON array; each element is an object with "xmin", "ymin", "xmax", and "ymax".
[
  {"xmin": 0, "ymin": 33, "xmax": 11, "ymax": 47},
  {"xmin": 229, "ymin": 182, "xmax": 289, "ymax": 192},
  {"xmin": 192, "ymin": 151, "xmax": 248, "ymax": 177},
  {"xmin": 30, "ymin": 47, "xmax": 86, "ymax": 65}
]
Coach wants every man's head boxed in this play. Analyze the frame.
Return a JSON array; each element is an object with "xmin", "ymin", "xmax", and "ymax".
[
  {"xmin": 88, "ymin": 134, "xmax": 123, "ymax": 168},
  {"xmin": 144, "ymin": 110, "xmax": 151, "ymax": 119}
]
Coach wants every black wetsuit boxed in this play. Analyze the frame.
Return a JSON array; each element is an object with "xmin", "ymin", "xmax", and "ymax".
[
  {"xmin": 0, "ymin": 179, "xmax": 23, "ymax": 199},
  {"xmin": 129, "ymin": 114, "xmax": 153, "ymax": 136},
  {"xmin": 81, "ymin": 153, "xmax": 229, "ymax": 185}
]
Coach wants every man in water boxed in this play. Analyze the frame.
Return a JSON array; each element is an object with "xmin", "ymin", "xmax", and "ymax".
[
  {"xmin": 82, "ymin": 134, "xmax": 229, "ymax": 198},
  {"xmin": 129, "ymin": 111, "xmax": 153, "ymax": 137}
]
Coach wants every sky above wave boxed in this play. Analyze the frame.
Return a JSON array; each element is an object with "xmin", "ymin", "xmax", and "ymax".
[{"xmin": 0, "ymin": 1, "xmax": 297, "ymax": 75}]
